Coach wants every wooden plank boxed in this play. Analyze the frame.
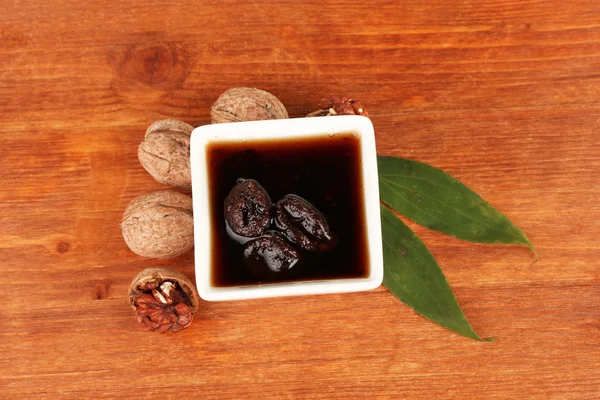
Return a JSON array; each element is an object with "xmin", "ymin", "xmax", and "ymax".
[{"xmin": 1, "ymin": 0, "xmax": 599, "ymax": 398}]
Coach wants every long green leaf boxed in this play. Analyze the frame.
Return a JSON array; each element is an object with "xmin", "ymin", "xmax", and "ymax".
[
  {"xmin": 381, "ymin": 205, "xmax": 490, "ymax": 341},
  {"xmin": 378, "ymin": 156, "xmax": 535, "ymax": 252}
]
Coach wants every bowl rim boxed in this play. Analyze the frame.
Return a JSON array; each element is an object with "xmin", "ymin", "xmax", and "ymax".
[{"xmin": 190, "ymin": 115, "xmax": 383, "ymax": 301}]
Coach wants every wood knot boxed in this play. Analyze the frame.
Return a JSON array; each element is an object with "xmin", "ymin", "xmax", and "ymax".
[
  {"xmin": 93, "ymin": 280, "xmax": 110, "ymax": 300},
  {"xmin": 117, "ymin": 42, "xmax": 188, "ymax": 88},
  {"xmin": 56, "ymin": 241, "xmax": 71, "ymax": 254}
]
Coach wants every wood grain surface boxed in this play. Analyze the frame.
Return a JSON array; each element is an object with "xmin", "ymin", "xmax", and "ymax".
[{"xmin": 1, "ymin": 0, "xmax": 599, "ymax": 398}]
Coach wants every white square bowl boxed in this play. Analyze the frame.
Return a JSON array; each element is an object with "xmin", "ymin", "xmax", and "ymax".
[{"xmin": 190, "ymin": 115, "xmax": 383, "ymax": 301}]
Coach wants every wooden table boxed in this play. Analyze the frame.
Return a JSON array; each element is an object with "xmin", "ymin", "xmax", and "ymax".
[{"xmin": 2, "ymin": 0, "xmax": 599, "ymax": 398}]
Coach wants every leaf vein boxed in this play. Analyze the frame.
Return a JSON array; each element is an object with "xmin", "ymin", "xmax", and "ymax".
[
  {"xmin": 381, "ymin": 237, "xmax": 452, "ymax": 314},
  {"xmin": 380, "ymin": 177, "xmax": 516, "ymax": 238}
]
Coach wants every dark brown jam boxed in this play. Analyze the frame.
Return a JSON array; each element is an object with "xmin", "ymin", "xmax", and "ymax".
[{"xmin": 207, "ymin": 132, "xmax": 369, "ymax": 287}]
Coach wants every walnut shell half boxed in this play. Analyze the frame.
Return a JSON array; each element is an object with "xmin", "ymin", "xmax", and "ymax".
[
  {"xmin": 120, "ymin": 190, "xmax": 194, "ymax": 258},
  {"xmin": 211, "ymin": 87, "xmax": 288, "ymax": 124},
  {"xmin": 138, "ymin": 119, "xmax": 194, "ymax": 188},
  {"xmin": 129, "ymin": 267, "xmax": 200, "ymax": 333}
]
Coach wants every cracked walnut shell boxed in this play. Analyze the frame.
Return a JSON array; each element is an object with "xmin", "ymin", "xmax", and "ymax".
[
  {"xmin": 138, "ymin": 119, "xmax": 194, "ymax": 188},
  {"xmin": 211, "ymin": 87, "xmax": 288, "ymax": 124},
  {"xmin": 129, "ymin": 267, "xmax": 200, "ymax": 333},
  {"xmin": 120, "ymin": 190, "xmax": 194, "ymax": 258},
  {"xmin": 307, "ymin": 96, "xmax": 369, "ymax": 118}
]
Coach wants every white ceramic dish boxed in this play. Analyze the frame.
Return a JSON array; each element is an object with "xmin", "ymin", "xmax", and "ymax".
[{"xmin": 190, "ymin": 115, "xmax": 383, "ymax": 301}]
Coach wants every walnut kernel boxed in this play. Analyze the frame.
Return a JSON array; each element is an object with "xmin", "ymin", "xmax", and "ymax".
[{"xmin": 128, "ymin": 267, "xmax": 200, "ymax": 333}]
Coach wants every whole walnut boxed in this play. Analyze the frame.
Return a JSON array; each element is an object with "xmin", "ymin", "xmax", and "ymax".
[
  {"xmin": 129, "ymin": 267, "xmax": 200, "ymax": 333},
  {"xmin": 138, "ymin": 119, "xmax": 194, "ymax": 188},
  {"xmin": 120, "ymin": 190, "xmax": 194, "ymax": 258},
  {"xmin": 211, "ymin": 87, "xmax": 288, "ymax": 124}
]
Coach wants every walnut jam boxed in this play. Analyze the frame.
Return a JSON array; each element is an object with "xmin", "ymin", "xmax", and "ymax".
[{"xmin": 206, "ymin": 133, "xmax": 369, "ymax": 287}]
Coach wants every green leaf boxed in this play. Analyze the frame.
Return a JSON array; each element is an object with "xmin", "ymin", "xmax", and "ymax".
[
  {"xmin": 381, "ymin": 205, "xmax": 491, "ymax": 341},
  {"xmin": 377, "ymin": 156, "xmax": 535, "ymax": 253}
]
